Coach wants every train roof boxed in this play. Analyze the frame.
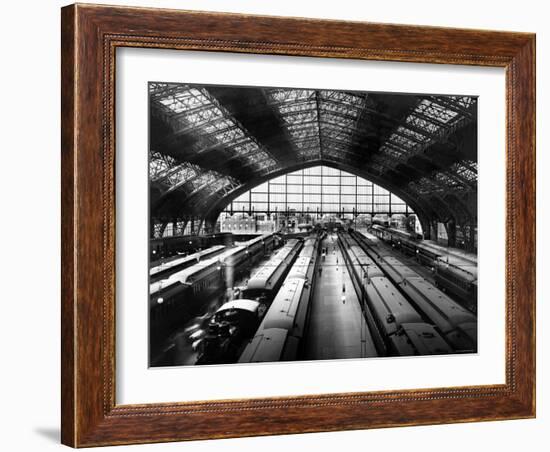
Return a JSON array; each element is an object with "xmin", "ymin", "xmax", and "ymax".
[
  {"xmin": 402, "ymin": 277, "xmax": 476, "ymax": 330},
  {"xmin": 235, "ymin": 233, "xmax": 273, "ymax": 247},
  {"xmin": 216, "ymin": 299, "xmax": 260, "ymax": 314},
  {"xmin": 457, "ymin": 322, "xmax": 478, "ymax": 344},
  {"xmin": 298, "ymin": 245, "xmax": 316, "ymax": 260},
  {"xmin": 246, "ymin": 258, "xmax": 286, "ymax": 290},
  {"xmin": 386, "ymin": 227, "xmax": 410, "ymax": 236},
  {"xmin": 400, "ymin": 323, "xmax": 453, "ymax": 355},
  {"xmin": 377, "ymin": 256, "xmax": 418, "ymax": 282},
  {"xmin": 149, "ymin": 245, "xmax": 226, "ymax": 277},
  {"xmin": 286, "ymin": 257, "xmax": 313, "ymax": 280},
  {"xmin": 150, "ymin": 245, "xmax": 245, "ymax": 295},
  {"xmin": 238, "ymin": 328, "xmax": 288, "ymax": 363},
  {"xmin": 369, "ymin": 276, "xmax": 423, "ymax": 327},
  {"xmin": 246, "ymin": 240, "xmax": 300, "ymax": 290},
  {"xmin": 260, "ymin": 278, "xmax": 305, "ymax": 331},
  {"xmin": 435, "ymin": 258, "xmax": 477, "ymax": 280},
  {"xmin": 352, "ymin": 253, "xmax": 384, "ymax": 278}
]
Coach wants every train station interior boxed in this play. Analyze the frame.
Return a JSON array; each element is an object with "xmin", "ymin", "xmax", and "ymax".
[{"xmin": 148, "ymin": 83, "xmax": 478, "ymax": 367}]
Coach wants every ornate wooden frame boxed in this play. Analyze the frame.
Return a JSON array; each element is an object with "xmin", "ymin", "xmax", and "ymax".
[{"xmin": 61, "ymin": 3, "xmax": 536, "ymax": 447}]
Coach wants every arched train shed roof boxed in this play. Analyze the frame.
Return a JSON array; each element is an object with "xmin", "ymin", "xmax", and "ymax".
[{"xmin": 149, "ymin": 83, "xmax": 477, "ymax": 226}]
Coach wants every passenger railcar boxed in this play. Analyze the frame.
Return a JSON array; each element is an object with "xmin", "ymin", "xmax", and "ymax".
[
  {"xmin": 150, "ymin": 232, "xmax": 234, "ymax": 259},
  {"xmin": 239, "ymin": 236, "xmax": 320, "ymax": 363},
  {"xmin": 434, "ymin": 259, "xmax": 478, "ymax": 313},
  {"xmin": 150, "ymin": 234, "xmax": 276, "ymax": 346},
  {"xmin": 149, "ymin": 254, "xmax": 226, "ymax": 345},
  {"xmin": 368, "ymin": 226, "xmax": 478, "ymax": 309},
  {"xmin": 150, "ymin": 245, "xmax": 226, "ymax": 283},
  {"xmin": 421, "ymin": 239, "xmax": 478, "ymax": 265},
  {"xmin": 184, "ymin": 235, "xmax": 302, "ymax": 364},
  {"xmin": 372, "ymin": 214, "xmax": 390, "ymax": 228},
  {"xmin": 241, "ymin": 238, "xmax": 302, "ymax": 302},
  {"xmin": 351, "ymin": 230, "xmax": 477, "ymax": 352},
  {"xmin": 222, "ymin": 234, "xmax": 276, "ymax": 288},
  {"xmin": 398, "ymin": 323, "xmax": 453, "ymax": 355},
  {"xmin": 338, "ymin": 233, "xmax": 451, "ymax": 356}
]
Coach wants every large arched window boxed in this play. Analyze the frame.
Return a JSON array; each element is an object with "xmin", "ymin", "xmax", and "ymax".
[
  {"xmin": 222, "ymin": 166, "xmax": 413, "ymax": 218},
  {"xmin": 224, "ymin": 166, "xmax": 414, "ymax": 217}
]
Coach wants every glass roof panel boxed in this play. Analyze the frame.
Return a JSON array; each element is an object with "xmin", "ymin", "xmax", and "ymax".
[
  {"xmin": 376, "ymin": 96, "xmax": 476, "ymax": 171},
  {"xmin": 150, "ymin": 83, "xmax": 278, "ymax": 175},
  {"xmin": 265, "ymin": 88, "xmax": 321, "ymax": 160}
]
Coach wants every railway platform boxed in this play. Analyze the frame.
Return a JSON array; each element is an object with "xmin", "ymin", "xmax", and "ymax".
[{"xmin": 303, "ymin": 234, "xmax": 377, "ymax": 360}]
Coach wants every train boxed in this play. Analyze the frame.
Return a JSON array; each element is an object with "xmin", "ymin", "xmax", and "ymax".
[
  {"xmin": 238, "ymin": 236, "xmax": 320, "ymax": 363},
  {"xmin": 372, "ymin": 214, "xmax": 390, "ymax": 228},
  {"xmin": 149, "ymin": 244, "xmax": 226, "ymax": 283},
  {"xmin": 150, "ymin": 232, "xmax": 234, "ymax": 260},
  {"xmin": 149, "ymin": 234, "xmax": 276, "ymax": 347},
  {"xmin": 369, "ymin": 225, "xmax": 478, "ymax": 311},
  {"xmin": 338, "ymin": 232, "xmax": 453, "ymax": 357},
  {"xmin": 194, "ymin": 299, "xmax": 265, "ymax": 364},
  {"xmin": 196, "ymin": 238, "xmax": 304, "ymax": 364},
  {"xmin": 351, "ymin": 230, "xmax": 477, "ymax": 352},
  {"xmin": 241, "ymin": 239, "xmax": 304, "ymax": 302},
  {"xmin": 433, "ymin": 259, "xmax": 478, "ymax": 313},
  {"xmin": 389, "ymin": 214, "xmax": 407, "ymax": 229}
]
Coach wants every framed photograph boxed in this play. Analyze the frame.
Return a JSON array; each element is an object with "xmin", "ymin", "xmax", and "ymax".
[{"xmin": 61, "ymin": 3, "xmax": 536, "ymax": 447}]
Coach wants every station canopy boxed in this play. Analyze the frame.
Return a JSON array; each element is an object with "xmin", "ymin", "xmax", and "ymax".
[{"xmin": 149, "ymin": 83, "xmax": 478, "ymax": 227}]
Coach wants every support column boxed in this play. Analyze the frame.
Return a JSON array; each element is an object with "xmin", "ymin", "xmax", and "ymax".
[
  {"xmin": 172, "ymin": 217, "xmax": 179, "ymax": 236},
  {"xmin": 447, "ymin": 219, "xmax": 457, "ymax": 247},
  {"xmin": 202, "ymin": 218, "xmax": 217, "ymax": 235},
  {"xmin": 469, "ymin": 223, "xmax": 476, "ymax": 252},
  {"xmin": 158, "ymin": 221, "xmax": 168, "ymax": 238},
  {"xmin": 429, "ymin": 221, "xmax": 438, "ymax": 241},
  {"xmin": 197, "ymin": 218, "xmax": 206, "ymax": 235}
]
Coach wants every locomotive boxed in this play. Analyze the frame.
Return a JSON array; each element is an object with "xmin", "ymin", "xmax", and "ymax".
[
  {"xmin": 196, "ymin": 239, "xmax": 304, "ymax": 364},
  {"xmin": 149, "ymin": 234, "xmax": 276, "ymax": 350}
]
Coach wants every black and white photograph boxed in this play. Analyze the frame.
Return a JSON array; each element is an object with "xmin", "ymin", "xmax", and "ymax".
[{"xmin": 148, "ymin": 82, "xmax": 478, "ymax": 367}]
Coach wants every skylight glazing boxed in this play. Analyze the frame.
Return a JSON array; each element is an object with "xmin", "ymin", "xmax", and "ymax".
[{"xmin": 150, "ymin": 83, "xmax": 278, "ymax": 174}]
